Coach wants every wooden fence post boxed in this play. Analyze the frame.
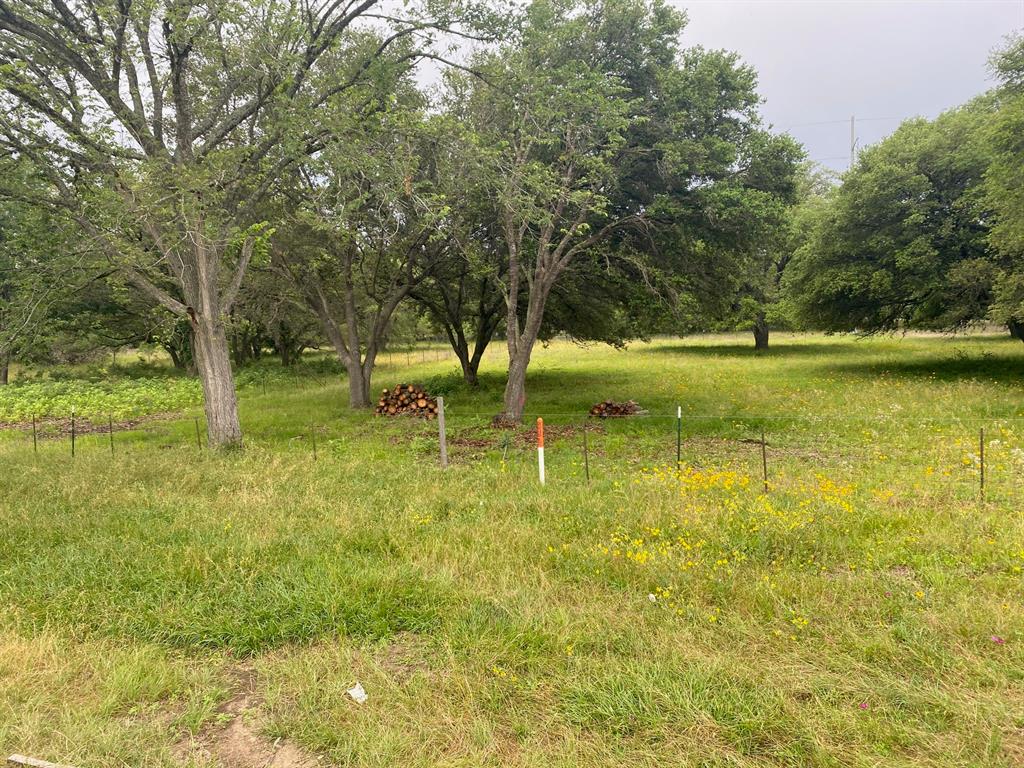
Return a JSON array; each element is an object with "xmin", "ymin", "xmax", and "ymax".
[
  {"xmin": 438, "ymin": 396, "xmax": 448, "ymax": 469},
  {"xmin": 761, "ymin": 429, "xmax": 769, "ymax": 494},
  {"xmin": 980, "ymin": 426, "xmax": 985, "ymax": 502},
  {"xmin": 676, "ymin": 405, "xmax": 682, "ymax": 468}
]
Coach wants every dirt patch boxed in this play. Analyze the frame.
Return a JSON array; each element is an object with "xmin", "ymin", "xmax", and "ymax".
[
  {"xmin": 378, "ymin": 631, "xmax": 432, "ymax": 682},
  {"xmin": 175, "ymin": 665, "xmax": 319, "ymax": 768},
  {"xmin": 888, "ymin": 565, "xmax": 916, "ymax": 581},
  {"xmin": 515, "ymin": 423, "xmax": 602, "ymax": 447},
  {"xmin": 447, "ymin": 434, "xmax": 494, "ymax": 449}
]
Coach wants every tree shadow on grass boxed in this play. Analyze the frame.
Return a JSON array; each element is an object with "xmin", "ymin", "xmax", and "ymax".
[
  {"xmin": 641, "ymin": 341, "xmax": 865, "ymax": 358},
  {"xmin": 829, "ymin": 354, "xmax": 1024, "ymax": 386}
]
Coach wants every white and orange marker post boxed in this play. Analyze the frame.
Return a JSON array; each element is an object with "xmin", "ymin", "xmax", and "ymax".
[{"xmin": 537, "ymin": 417, "xmax": 546, "ymax": 484}]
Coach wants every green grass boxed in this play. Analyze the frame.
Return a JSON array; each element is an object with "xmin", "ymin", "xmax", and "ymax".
[{"xmin": 1, "ymin": 333, "xmax": 1023, "ymax": 767}]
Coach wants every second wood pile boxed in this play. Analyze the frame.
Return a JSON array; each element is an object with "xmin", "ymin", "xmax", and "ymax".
[{"xmin": 589, "ymin": 400, "xmax": 644, "ymax": 418}]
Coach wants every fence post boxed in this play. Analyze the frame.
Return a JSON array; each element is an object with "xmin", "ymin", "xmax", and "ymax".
[
  {"xmin": 70, "ymin": 409, "xmax": 75, "ymax": 458},
  {"xmin": 31, "ymin": 414, "xmax": 37, "ymax": 454},
  {"xmin": 108, "ymin": 415, "xmax": 115, "ymax": 456},
  {"xmin": 761, "ymin": 428, "xmax": 768, "ymax": 494},
  {"xmin": 676, "ymin": 405, "xmax": 682, "ymax": 469},
  {"xmin": 583, "ymin": 422, "xmax": 590, "ymax": 484},
  {"xmin": 437, "ymin": 396, "xmax": 448, "ymax": 469},
  {"xmin": 537, "ymin": 417, "xmax": 545, "ymax": 485},
  {"xmin": 979, "ymin": 426, "xmax": 985, "ymax": 502}
]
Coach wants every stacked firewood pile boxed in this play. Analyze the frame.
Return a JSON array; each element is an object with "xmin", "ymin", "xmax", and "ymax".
[
  {"xmin": 589, "ymin": 399, "xmax": 644, "ymax": 418},
  {"xmin": 375, "ymin": 384, "xmax": 438, "ymax": 418}
]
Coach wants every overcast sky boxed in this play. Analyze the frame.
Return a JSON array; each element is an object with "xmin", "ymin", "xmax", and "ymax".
[{"xmin": 675, "ymin": 0, "xmax": 1024, "ymax": 171}]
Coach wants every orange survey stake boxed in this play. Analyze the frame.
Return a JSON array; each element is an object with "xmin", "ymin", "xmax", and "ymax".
[{"xmin": 536, "ymin": 417, "xmax": 546, "ymax": 484}]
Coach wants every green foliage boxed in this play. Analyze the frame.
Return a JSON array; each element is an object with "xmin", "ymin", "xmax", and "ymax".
[
  {"xmin": 984, "ymin": 35, "xmax": 1024, "ymax": 330},
  {"xmin": 785, "ymin": 100, "xmax": 996, "ymax": 332},
  {"xmin": 0, "ymin": 161, "xmax": 83, "ymax": 365},
  {"xmin": 0, "ymin": 377, "xmax": 202, "ymax": 422}
]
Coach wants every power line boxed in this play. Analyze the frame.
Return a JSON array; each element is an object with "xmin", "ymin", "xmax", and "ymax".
[{"xmin": 781, "ymin": 116, "xmax": 900, "ymax": 130}]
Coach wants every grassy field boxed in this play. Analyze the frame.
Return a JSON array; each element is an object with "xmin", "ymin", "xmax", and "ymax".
[{"xmin": 1, "ymin": 333, "xmax": 1023, "ymax": 767}]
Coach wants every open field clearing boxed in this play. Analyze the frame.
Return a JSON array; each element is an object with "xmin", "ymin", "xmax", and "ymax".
[{"xmin": 1, "ymin": 333, "xmax": 1023, "ymax": 767}]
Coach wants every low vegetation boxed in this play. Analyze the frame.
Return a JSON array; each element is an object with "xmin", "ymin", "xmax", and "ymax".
[{"xmin": 1, "ymin": 333, "xmax": 1022, "ymax": 767}]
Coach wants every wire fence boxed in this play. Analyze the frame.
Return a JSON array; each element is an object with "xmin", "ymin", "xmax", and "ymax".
[{"xmin": 8, "ymin": 395, "xmax": 1022, "ymax": 510}]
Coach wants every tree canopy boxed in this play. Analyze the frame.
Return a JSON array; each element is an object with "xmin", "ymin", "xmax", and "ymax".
[{"xmin": 785, "ymin": 100, "xmax": 996, "ymax": 334}]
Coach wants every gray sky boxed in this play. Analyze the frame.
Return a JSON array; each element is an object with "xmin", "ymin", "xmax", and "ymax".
[{"xmin": 675, "ymin": 0, "xmax": 1024, "ymax": 171}]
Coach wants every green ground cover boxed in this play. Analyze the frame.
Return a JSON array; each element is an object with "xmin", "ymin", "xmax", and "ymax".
[{"xmin": 1, "ymin": 333, "xmax": 1022, "ymax": 767}]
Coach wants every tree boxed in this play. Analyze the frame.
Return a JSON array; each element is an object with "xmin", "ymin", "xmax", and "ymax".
[
  {"xmin": 785, "ymin": 100, "xmax": 996, "ymax": 334},
  {"xmin": 0, "ymin": 163, "xmax": 81, "ymax": 382},
  {"xmin": 226, "ymin": 265, "xmax": 319, "ymax": 368},
  {"xmin": 410, "ymin": 251, "xmax": 505, "ymax": 387},
  {"xmin": 0, "ymin": 0, "xmax": 498, "ymax": 446},
  {"xmin": 456, "ymin": 0, "xmax": 676, "ymax": 421},
  {"xmin": 275, "ymin": 105, "xmax": 454, "ymax": 407},
  {"xmin": 715, "ymin": 158, "xmax": 828, "ymax": 350},
  {"xmin": 405, "ymin": 111, "xmax": 506, "ymax": 387},
  {"xmin": 985, "ymin": 35, "xmax": 1024, "ymax": 342},
  {"xmin": 445, "ymin": 0, "xmax": 804, "ymax": 420}
]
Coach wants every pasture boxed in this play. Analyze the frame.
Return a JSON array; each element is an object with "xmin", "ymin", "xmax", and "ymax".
[{"xmin": 1, "ymin": 333, "xmax": 1022, "ymax": 768}]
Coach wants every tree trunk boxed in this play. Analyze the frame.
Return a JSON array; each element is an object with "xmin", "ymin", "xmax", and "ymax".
[
  {"xmin": 501, "ymin": 296, "xmax": 544, "ymax": 421},
  {"xmin": 461, "ymin": 354, "xmax": 480, "ymax": 387},
  {"xmin": 445, "ymin": 325, "xmax": 481, "ymax": 387},
  {"xmin": 463, "ymin": 311, "xmax": 498, "ymax": 387},
  {"xmin": 231, "ymin": 333, "xmax": 250, "ymax": 367},
  {"xmin": 167, "ymin": 344, "xmax": 184, "ymax": 370},
  {"xmin": 1009, "ymin": 318, "xmax": 1024, "ymax": 342},
  {"xmin": 499, "ymin": 259, "xmax": 550, "ymax": 422},
  {"xmin": 753, "ymin": 314, "xmax": 769, "ymax": 351},
  {"xmin": 346, "ymin": 359, "xmax": 373, "ymax": 408},
  {"xmin": 191, "ymin": 312, "xmax": 243, "ymax": 449},
  {"xmin": 0, "ymin": 353, "xmax": 9, "ymax": 385},
  {"xmin": 501, "ymin": 348, "xmax": 531, "ymax": 422},
  {"xmin": 164, "ymin": 322, "xmax": 195, "ymax": 372}
]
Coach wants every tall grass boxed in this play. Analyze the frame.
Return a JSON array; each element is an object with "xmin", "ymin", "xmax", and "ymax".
[{"xmin": 1, "ymin": 333, "xmax": 1022, "ymax": 767}]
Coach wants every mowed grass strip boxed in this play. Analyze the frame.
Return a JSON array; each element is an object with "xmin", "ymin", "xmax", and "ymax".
[{"xmin": 0, "ymin": 333, "xmax": 1022, "ymax": 767}]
